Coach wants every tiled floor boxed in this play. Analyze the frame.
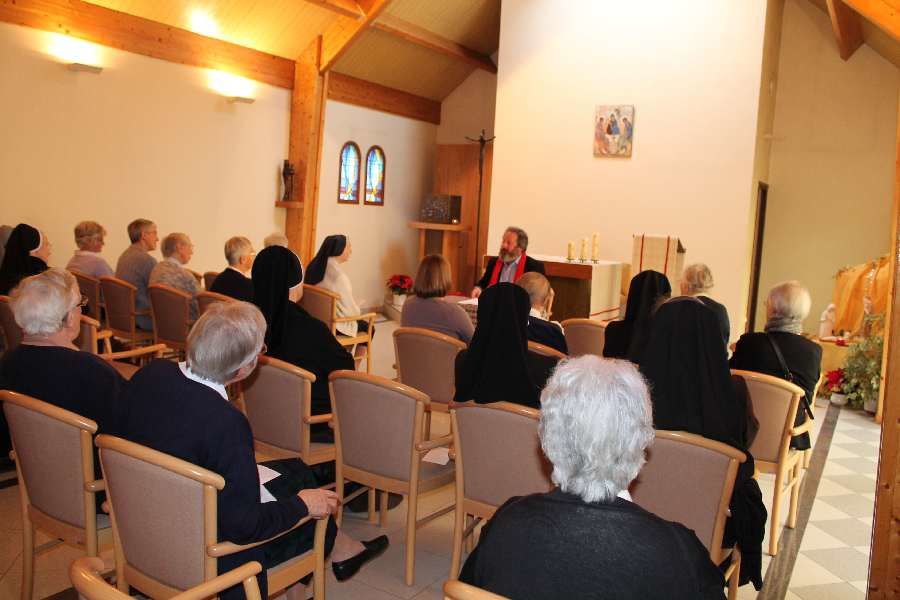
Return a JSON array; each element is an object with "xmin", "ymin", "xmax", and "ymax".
[{"xmin": 0, "ymin": 317, "xmax": 883, "ymax": 599}]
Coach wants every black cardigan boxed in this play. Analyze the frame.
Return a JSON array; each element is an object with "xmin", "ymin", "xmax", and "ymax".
[{"xmin": 210, "ymin": 268, "xmax": 254, "ymax": 303}]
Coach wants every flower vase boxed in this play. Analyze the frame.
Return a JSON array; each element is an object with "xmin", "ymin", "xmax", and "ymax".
[
  {"xmin": 864, "ymin": 397, "xmax": 877, "ymax": 414},
  {"xmin": 829, "ymin": 392, "xmax": 848, "ymax": 407},
  {"xmin": 393, "ymin": 293, "xmax": 406, "ymax": 308}
]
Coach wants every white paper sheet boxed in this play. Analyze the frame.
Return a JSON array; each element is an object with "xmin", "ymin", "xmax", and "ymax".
[
  {"xmin": 258, "ymin": 464, "xmax": 281, "ymax": 503},
  {"xmin": 422, "ymin": 447, "xmax": 450, "ymax": 465}
]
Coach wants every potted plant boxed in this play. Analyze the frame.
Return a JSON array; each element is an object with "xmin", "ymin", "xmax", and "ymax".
[
  {"xmin": 843, "ymin": 316, "xmax": 884, "ymax": 414},
  {"xmin": 387, "ymin": 274, "xmax": 413, "ymax": 307},
  {"xmin": 823, "ymin": 368, "xmax": 848, "ymax": 406}
]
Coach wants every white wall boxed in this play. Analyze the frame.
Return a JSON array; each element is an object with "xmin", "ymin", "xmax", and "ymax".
[
  {"xmin": 0, "ymin": 22, "xmax": 287, "ymax": 275},
  {"xmin": 315, "ymin": 100, "xmax": 436, "ymax": 308},
  {"xmin": 437, "ymin": 67, "xmax": 497, "ymax": 144},
  {"xmin": 757, "ymin": 0, "xmax": 899, "ymax": 329},
  {"xmin": 489, "ymin": 1, "xmax": 769, "ymax": 337}
]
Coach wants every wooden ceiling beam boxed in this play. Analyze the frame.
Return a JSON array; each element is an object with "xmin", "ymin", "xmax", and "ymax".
[
  {"xmin": 827, "ymin": 0, "xmax": 865, "ymax": 59},
  {"xmin": 842, "ymin": 0, "xmax": 900, "ymax": 42},
  {"xmin": 327, "ymin": 72, "xmax": 441, "ymax": 124},
  {"xmin": 371, "ymin": 14, "xmax": 497, "ymax": 73},
  {"xmin": 0, "ymin": 0, "xmax": 294, "ymax": 89},
  {"xmin": 302, "ymin": 0, "xmax": 364, "ymax": 20},
  {"xmin": 319, "ymin": 0, "xmax": 392, "ymax": 72}
]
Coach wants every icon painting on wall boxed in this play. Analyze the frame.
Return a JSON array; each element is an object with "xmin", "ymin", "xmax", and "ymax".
[{"xmin": 594, "ymin": 105, "xmax": 634, "ymax": 158}]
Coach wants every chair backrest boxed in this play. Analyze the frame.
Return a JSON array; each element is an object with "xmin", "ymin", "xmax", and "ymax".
[
  {"xmin": 527, "ymin": 340, "xmax": 567, "ymax": 359},
  {"xmin": 732, "ymin": 369, "xmax": 804, "ymax": 464},
  {"xmin": 187, "ymin": 269, "xmax": 203, "ymax": 287},
  {"xmin": 330, "ymin": 371, "xmax": 426, "ymax": 482},
  {"xmin": 394, "ymin": 327, "xmax": 466, "ymax": 405},
  {"xmin": 630, "ymin": 430, "xmax": 744, "ymax": 560},
  {"xmin": 1, "ymin": 391, "xmax": 97, "ymax": 530},
  {"xmin": 0, "ymin": 294, "xmax": 23, "ymax": 352},
  {"xmin": 71, "ymin": 270, "xmax": 103, "ymax": 321},
  {"xmin": 300, "ymin": 285, "xmax": 338, "ymax": 333},
  {"xmin": 149, "ymin": 284, "xmax": 192, "ymax": 348},
  {"xmin": 443, "ymin": 580, "xmax": 510, "ymax": 600},
  {"xmin": 197, "ymin": 291, "xmax": 234, "ymax": 317},
  {"xmin": 452, "ymin": 402, "xmax": 552, "ymax": 509},
  {"xmin": 242, "ymin": 356, "xmax": 316, "ymax": 456},
  {"xmin": 76, "ymin": 315, "xmax": 102, "ymax": 353},
  {"xmin": 70, "ymin": 556, "xmax": 264, "ymax": 600},
  {"xmin": 97, "ymin": 434, "xmax": 224, "ymax": 592},
  {"xmin": 99, "ymin": 276, "xmax": 138, "ymax": 336},
  {"xmin": 202, "ymin": 271, "xmax": 219, "ymax": 291},
  {"xmin": 560, "ymin": 318, "xmax": 606, "ymax": 357}
]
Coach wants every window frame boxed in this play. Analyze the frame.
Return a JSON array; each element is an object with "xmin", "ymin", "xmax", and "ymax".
[
  {"xmin": 363, "ymin": 145, "xmax": 386, "ymax": 207},
  {"xmin": 337, "ymin": 141, "xmax": 362, "ymax": 205}
]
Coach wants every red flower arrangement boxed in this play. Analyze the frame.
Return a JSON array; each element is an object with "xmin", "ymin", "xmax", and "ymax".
[
  {"xmin": 387, "ymin": 274, "xmax": 413, "ymax": 295},
  {"xmin": 824, "ymin": 368, "xmax": 845, "ymax": 395}
]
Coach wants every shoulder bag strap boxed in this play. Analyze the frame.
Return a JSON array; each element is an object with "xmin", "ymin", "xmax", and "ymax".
[{"xmin": 767, "ymin": 333, "xmax": 814, "ymax": 420}]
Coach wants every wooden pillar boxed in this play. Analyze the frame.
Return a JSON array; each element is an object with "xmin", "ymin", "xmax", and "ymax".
[
  {"xmin": 285, "ymin": 36, "xmax": 327, "ymax": 264},
  {"xmin": 868, "ymin": 93, "xmax": 900, "ymax": 598}
]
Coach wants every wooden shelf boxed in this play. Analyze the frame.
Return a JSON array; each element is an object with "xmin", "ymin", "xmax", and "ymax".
[
  {"xmin": 408, "ymin": 221, "xmax": 468, "ymax": 232},
  {"xmin": 275, "ymin": 201, "xmax": 302, "ymax": 209}
]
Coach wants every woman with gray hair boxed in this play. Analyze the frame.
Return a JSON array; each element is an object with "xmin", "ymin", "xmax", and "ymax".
[
  {"xmin": 731, "ymin": 280, "xmax": 821, "ymax": 451},
  {"xmin": 0, "ymin": 268, "xmax": 125, "ymax": 462},
  {"xmin": 116, "ymin": 301, "xmax": 387, "ymax": 600},
  {"xmin": 66, "ymin": 220, "xmax": 114, "ymax": 278},
  {"xmin": 459, "ymin": 356, "xmax": 725, "ymax": 599},
  {"xmin": 681, "ymin": 263, "xmax": 730, "ymax": 345}
]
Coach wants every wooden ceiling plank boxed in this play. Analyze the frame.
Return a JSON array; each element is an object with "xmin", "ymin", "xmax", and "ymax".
[
  {"xmin": 302, "ymin": 0, "xmax": 363, "ymax": 20},
  {"xmin": 842, "ymin": 0, "xmax": 900, "ymax": 42},
  {"xmin": 372, "ymin": 13, "xmax": 496, "ymax": 73},
  {"xmin": 0, "ymin": 0, "xmax": 295, "ymax": 88},
  {"xmin": 319, "ymin": 0, "xmax": 392, "ymax": 72},
  {"xmin": 327, "ymin": 71, "xmax": 440, "ymax": 124},
  {"xmin": 827, "ymin": 0, "xmax": 865, "ymax": 59}
]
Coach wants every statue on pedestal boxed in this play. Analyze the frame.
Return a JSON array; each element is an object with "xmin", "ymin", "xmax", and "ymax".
[{"xmin": 281, "ymin": 160, "xmax": 295, "ymax": 202}]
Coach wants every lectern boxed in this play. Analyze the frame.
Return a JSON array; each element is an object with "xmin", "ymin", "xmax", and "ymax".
[{"xmin": 409, "ymin": 221, "xmax": 469, "ymax": 292}]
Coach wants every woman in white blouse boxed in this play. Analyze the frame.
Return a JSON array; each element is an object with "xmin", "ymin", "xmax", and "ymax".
[{"xmin": 305, "ymin": 235, "xmax": 366, "ymax": 337}]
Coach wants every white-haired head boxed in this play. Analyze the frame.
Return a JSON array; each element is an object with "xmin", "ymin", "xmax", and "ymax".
[
  {"xmin": 224, "ymin": 236, "xmax": 254, "ymax": 268},
  {"xmin": 186, "ymin": 301, "xmax": 265, "ymax": 384},
  {"xmin": 10, "ymin": 269, "xmax": 80, "ymax": 336},
  {"xmin": 539, "ymin": 356, "xmax": 654, "ymax": 503},
  {"xmin": 263, "ymin": 232, "xmax": 289, "ymax": 248},
  {"xmin": 766, "ymin": 280, "xmax": 811, "ymax": 324},
  {"xmin": 681, "ymin": 263, "xmax": 714, "ymax": 295}
]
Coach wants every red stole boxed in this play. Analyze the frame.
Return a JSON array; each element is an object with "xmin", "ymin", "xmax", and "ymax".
[{"xmin": 488, "ymin": 253, "xmax": 528, "ymax": 287}]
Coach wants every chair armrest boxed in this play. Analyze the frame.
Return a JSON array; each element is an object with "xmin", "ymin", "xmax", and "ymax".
[
  {"xmin": 303, "ymin": 413, "xmax": 333, "ymax": 425},
  {"xmin": 96, "ymin": 330, "xmax": 113, "ymax": 340},
  {"xmin": 334, "ymin": 312, "xmax": 377, "ymax": 325},
  {"xmin": 415, "ymin": 434, "xmax": 453, "ymax": 453},
  {"xmin": 84, "ymin": 479, "xmax": 105, "ymax": 493},
  {"xmin": 208, "ymin": 515, "xmax": 319, "ymax": 558},
  {"xmin": 176, "ymin": 562, "xmax": 264, "ymax": 600},
  {"xmin": 101, "ymin": 343, "xmax": 168, "ymax": 361},
  {"xmin": 792, "ymin": 418, "xmax": 813, "ymax": 436}
]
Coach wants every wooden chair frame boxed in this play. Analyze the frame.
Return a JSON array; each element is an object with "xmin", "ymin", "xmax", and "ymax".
[
  {"xmin": 302, "ymin": 284, "xmax": 376, "ymax": 373},
  {"xmin": 95, "ymin": 434, "xmax": 328, "ymax": 599},
  {"xmin": 197, "ymin": 290, "xmax": 235, "ymax": 317},
  {"xmin": 202, "ymin": 271, "xmax": 220, "ymax": 291},
  {"xmin": 393, "ymin": 326, "xmax": 467, "ymax": 439},
  {"xmin": 71, "ymin": 270, "xmax": 104, "ymax": 323},
  {"xmin": 330, "ymin": 371, "xmax": 455, "ymax": 585},
  {"xmin": 245, "ymin": 355, "xmax": 335, "ymax": 467},
  {"xmin": 448, "ymin": 401, "xmax": 543, "ymax": 580},
  {"xmin": 148, "ymin": 283, "xmax": 194, "ymax": 353},
  {"xmin": 732, "ymin": 369, "xmax": 807, "ymax": 556},
  {"xmin": 560, "ymin": 318, "xmax": 607, "ymax": 357},
  {"xmin": 98, "ymin": 276, "xmax": 154, "ymax": 348},
  {"xmin": 443, "ymin": 579, "xmax": 510, "ymax": 600},
  {"xmin": 70, "ymin": 556, "xmax": 264, "ymax": 600},
  {"xmin": 1, "ymin": 391, "xmax": 112, "ymax": 600},
  {"xmin": 526, "ymin": 340, "xmax": 567, "ymax": 359},
  {"xmin": 78, "ymin": 315, "xmax": 167, "ymax": 364},
  {"xmin": 0, "ymin": 294, "xmax": 23, "ymax": 352}
]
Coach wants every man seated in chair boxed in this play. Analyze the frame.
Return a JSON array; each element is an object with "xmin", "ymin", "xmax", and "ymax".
[
  {"xmin": 471, "ymin": 226, "xmax": 545, "ymax": 299},
  {"xmin": 149, "ymin": 232, "xmax": 200, "ymax": 321},
  {"xmin": 459, "ymin": 356, "xmax": 725, "ymax": 599},
  {"xmin": 116, "ymin": 302, "xmax": 387, "ymax": 600},
  {"xmin": 115, "ymin": 218, "xmax": 158, "ymax": 330},
  {"xmin": 210, "ymin": 236, "xmax": 255, "ymax": 302}
]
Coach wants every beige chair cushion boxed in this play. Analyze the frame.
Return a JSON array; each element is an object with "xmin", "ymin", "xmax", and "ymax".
[
  {"xmin": 562, "ymin": 320, "xmax": 606, "ymax": 358},
  {"xmin": 243, "ymin": 361, "xmax": 308, "ymax": 453},
  {"xmin": 743, "ymin": 376, "xmax": 794, "ymax": 464},
  {"xmin": 100, "ymin": 278, "xmax": 137, "ymax": 333},
  {"xmin": 149, "ymin": 286, "xmax": 191, "ymax": 345},
  {"xmin": 395, "ymin": 331, "xmax": 462, "ymax": 405}
]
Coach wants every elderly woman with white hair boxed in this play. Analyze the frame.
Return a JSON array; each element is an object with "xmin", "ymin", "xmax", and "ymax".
[
  {"xmin": 66, "ymin": 220, "xmax": 114, "ymax": 278},
  {"xmin": 731, "ymin": 280, "xmax": 821, "ymax": 451},
  {"xmin": 116, "ymin": 301, "xmax": 387, "ymax": 600},
  {"xmin": 681, "ymin": 263, "xmax": 730, "ymax": 345},
  {"xmin": 458, "ymin": 356, "xmax": 726, "ymax": 599},
  {"xmin": 0, "ymin": 269, "xmax": 125, "ymax": 459},
  {"xmin": 148, "ymin": 231, "xmax": 200, "ymax": 319}
]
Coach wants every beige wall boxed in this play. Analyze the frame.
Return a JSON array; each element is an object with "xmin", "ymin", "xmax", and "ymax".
[
  {"xmin": 315, "ymin": 100, "xmax": 436, "ymax": 309},
  {"xmin": 757, "ymin": 0, "xmax": 899, "ymax": 330},
  {"xmin": 0, "ymin": 22, "xmax": 288, "ymax": 275},
  {"xmin": 437, "ymin": 67, "xmax": 497, "ymax": 145},
  {"xmin": 489, "ymin": 1, "xmax": 769, "ymax": 337}
]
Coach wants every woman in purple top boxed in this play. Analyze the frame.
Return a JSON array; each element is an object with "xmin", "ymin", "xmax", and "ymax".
[{"xmin": 401, "ymin": 254, "xmax": 474, "ymax": 343}]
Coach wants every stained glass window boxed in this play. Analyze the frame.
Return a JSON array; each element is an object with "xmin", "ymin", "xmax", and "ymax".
[
  {"xmin": 338, "ymin": 142, "xmax": 360, "ymax": 204},
  {"xmin": 364, "ymin": 146, "xmax": 385, "ymax": 206}
]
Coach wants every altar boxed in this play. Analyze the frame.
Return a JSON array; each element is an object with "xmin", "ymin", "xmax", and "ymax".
[{"xmin": 482, "ymin": 254, "xmax": 625, "ymax": 323}]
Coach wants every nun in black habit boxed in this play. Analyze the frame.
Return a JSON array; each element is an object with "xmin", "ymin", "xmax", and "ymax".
[
  {"xmin": 0, "ymin": 224, "xmax": 50, "ymax": 295},
  {"xmin": 251, "ymin": 246, "xmax": 355, "ymax": 441},
  {"xmin": 454, "ymin": 283, "xmax": 559, "ymax": 409},
  {"xmin": 603, "ymin": 269, "xmax": 671, "ymax": 362},
  {"xmin": 639, "ymin": 297, "xmax": 767, "ymax": 590}
]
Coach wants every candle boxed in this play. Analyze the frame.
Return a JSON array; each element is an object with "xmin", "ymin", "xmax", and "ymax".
[
  {"xmin": 580, "ymin": 238, "xmax": 588, "ymax": 261},
  {"xmin": 591, "ymin": 233, "xmax": 600, "ymax": 261},
  {"xmin": 567, "ymin": 241, "xmax": 575, "ymax": 261}
]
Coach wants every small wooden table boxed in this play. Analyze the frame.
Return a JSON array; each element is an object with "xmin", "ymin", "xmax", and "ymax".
[{"xmin": 409, "ymin": 221, "xmax": 470, "ymax": 292}]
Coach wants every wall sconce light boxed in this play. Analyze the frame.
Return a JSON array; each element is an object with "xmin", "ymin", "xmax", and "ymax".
[
  {"xmin": 208, "ymin": 70, "xmax": 256, "ymax": 104},
  {"xmin": 48, "ymin": 34, "xmax": 103, "ymax": 73}
]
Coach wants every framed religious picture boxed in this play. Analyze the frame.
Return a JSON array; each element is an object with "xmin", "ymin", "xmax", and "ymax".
[{"xmin": 594, "ymin": 105, "xmax": 634, "ymax": 158}]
